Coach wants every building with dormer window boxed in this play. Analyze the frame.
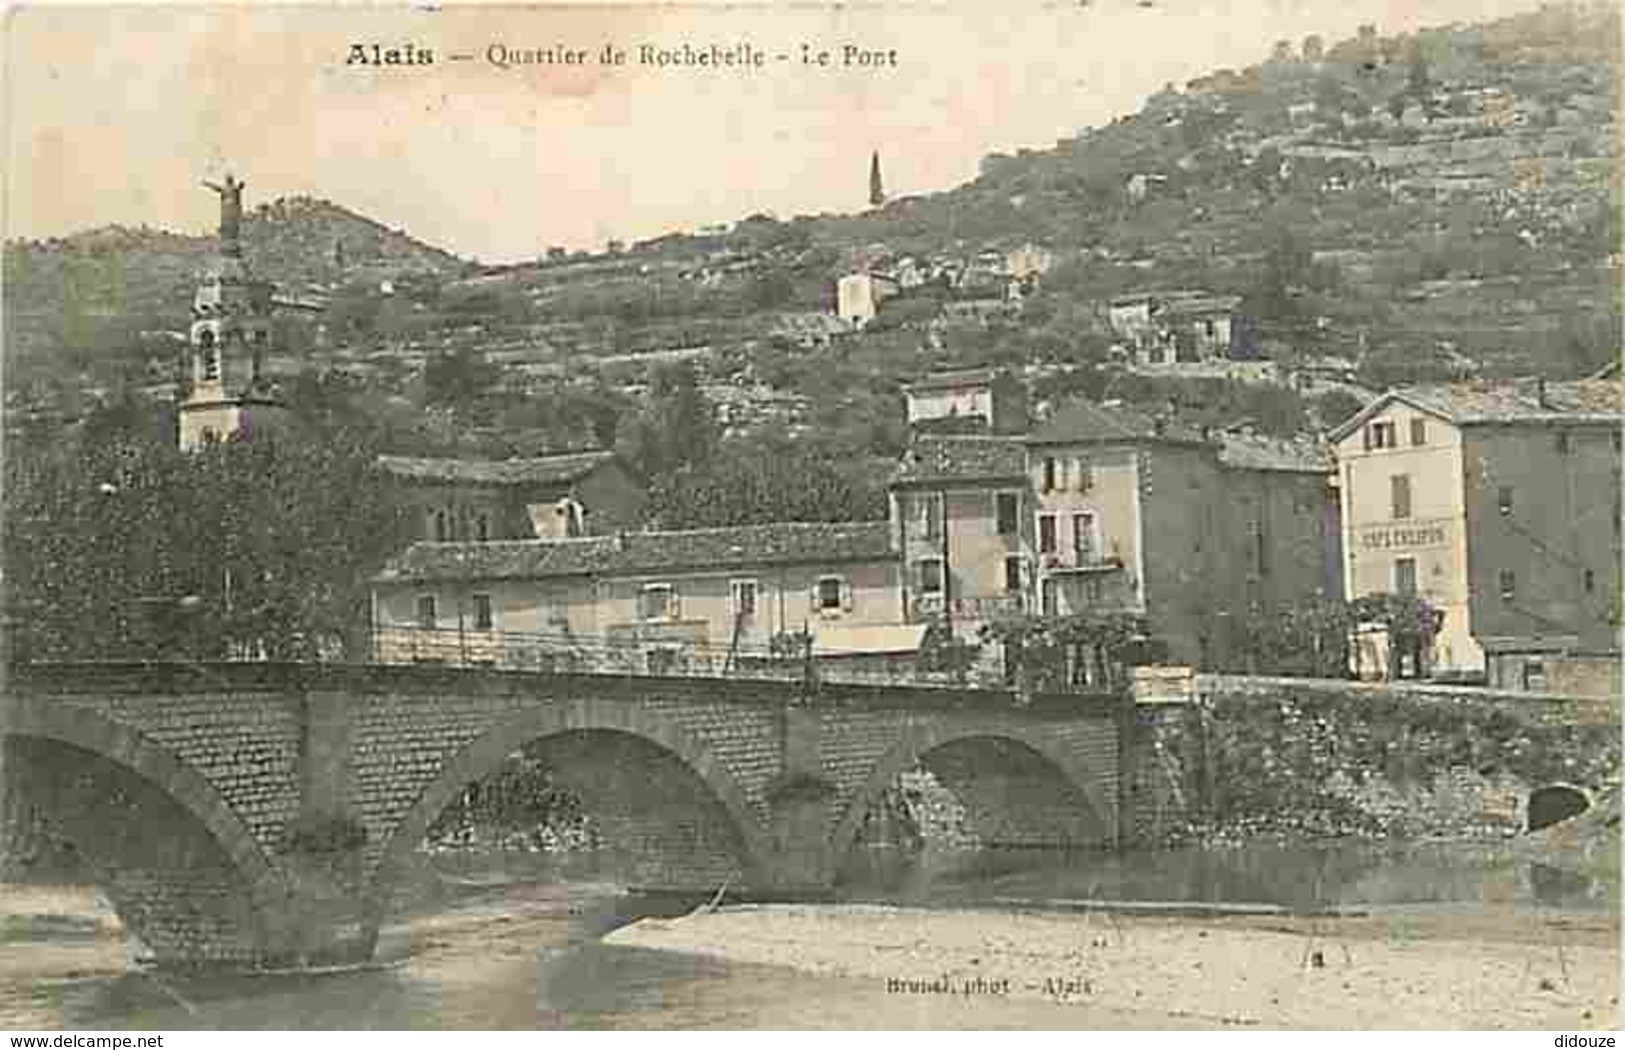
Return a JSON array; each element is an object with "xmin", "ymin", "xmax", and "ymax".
[{"xmin": 377, "ymin": 450, "xmax": 646, "ymax": 543}]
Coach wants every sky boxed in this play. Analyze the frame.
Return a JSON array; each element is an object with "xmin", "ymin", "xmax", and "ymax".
[{"xmin": 5, "ymin": 0, "xmax": 1548, "ymax": 263}]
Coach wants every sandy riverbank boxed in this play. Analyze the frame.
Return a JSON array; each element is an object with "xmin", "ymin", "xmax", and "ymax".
[{"xmin": 606, "ymin": 902, "xmax": 1621, "ymax": 1029}]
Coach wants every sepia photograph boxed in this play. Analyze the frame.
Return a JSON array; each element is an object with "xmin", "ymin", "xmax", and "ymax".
[{"xmin": 0, "ymin": 0, "xmax": 1619, "ymax": 1032}]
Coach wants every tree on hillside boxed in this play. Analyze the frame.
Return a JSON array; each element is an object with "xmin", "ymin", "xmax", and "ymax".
[
  {"xmin": 645, "ymin": 431, "xmax": 887, "ymax": 529},
  {"xmin": 423, "ymin": 345, "xmax": 497, "ymax": 408},
  {"xmin": 618, "ymin": 361, "xmax": 719, "ymax": 481}
]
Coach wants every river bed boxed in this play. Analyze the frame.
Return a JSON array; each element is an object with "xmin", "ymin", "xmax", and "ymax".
[{"xmin": 1, "ymin": 838, "xmax": 1617, "ymax": 1030}]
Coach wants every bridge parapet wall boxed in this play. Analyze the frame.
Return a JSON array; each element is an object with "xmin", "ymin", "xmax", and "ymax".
[{"xmin": 1127, "ymin": 674, "xmax": 1622, "ymax": 846}]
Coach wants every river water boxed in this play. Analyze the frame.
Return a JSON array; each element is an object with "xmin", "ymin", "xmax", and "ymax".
[{"xmin": 2, "ymin": 839, "xmax": 1617, "ymax": 1030}]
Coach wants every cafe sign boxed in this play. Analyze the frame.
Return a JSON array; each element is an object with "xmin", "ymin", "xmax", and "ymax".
[{"xmin": 1360, "ymin": 521, "xmax": 1449, "ymax": 551}]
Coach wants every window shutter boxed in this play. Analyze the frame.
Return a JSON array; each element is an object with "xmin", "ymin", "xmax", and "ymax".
[
  {"xmin": 842, "ymin": 578, "xmax": 854, "ymax": 611},
  {"xmin": 669, "ymin": 585, "xmax": 681, "ymax": 620}
]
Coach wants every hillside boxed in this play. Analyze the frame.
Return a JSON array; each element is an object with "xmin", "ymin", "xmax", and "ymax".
[
  {"xmin": 3, "ymin": 3, "xmax": 1618, "ymax": 460},
  {"xmin": 3, "ymin": 197, "xmax": 465, "ymax": 393}
]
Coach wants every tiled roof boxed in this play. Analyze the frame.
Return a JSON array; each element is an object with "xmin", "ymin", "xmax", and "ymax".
[
  {"xmin": 377, "ymin": 451, "xmax": 619, "ymax": 487},
  {"xmin": 1399, "ymin": 378, "xmax": 1622, "ymax": 423},
  {"xmin": 1218, "ymin": 433, "xmax": 1331, "ymax": 473},
  {"xmin": 890, "ymin": 436, "xmax": 1027, "ymax": 485},
  {"xmin": 376, "ymin": 520, "xmax": 895, "ymax": 584},
  {"xmin": 1027, "ymin": 400, "xmax": 1205, "ymax": 446},
  {"xmin": 903, "ymin": 368, "xmax": 1000, "ymax": 392},
  {"xmin": 1329, "ymin": 378, "xmax": 1624, "ymax": 441}
]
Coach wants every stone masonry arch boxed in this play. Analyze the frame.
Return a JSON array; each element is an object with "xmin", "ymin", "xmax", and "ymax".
[
  {"xmin": 361, "ymin": 698, "xmax": 772, "ymax": 942},
  {"xmin": 830, "ymin": 723, "xmax": 1114, "ymax": 865},
  {"xmin": 3, "ymin": 698, "xmax": 287, "ymax": 964}
]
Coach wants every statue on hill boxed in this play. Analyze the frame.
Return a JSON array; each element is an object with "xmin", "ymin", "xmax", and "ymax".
[{"xmin": 202, "ymin": 173, "xmax": 246, "ymax": 250}]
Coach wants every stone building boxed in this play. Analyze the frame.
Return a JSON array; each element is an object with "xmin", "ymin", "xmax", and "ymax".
[
  {"xmin": 1107, "ymin": 290, "xmax": 1241, "ymax": 367},
  {"xmin": 1330, "ymin": 376, "xmax": 1623, "ymax": 691},
  {"xmin": 1022, "ymin": 402, "xmax": 1333, "ymax": 670},
  {"xmin": 902, "ymin": 368, "xmax": 1027, "ymax": 434},
  {"xmin": 890, "ymin": 435, "xmax": 1032, "ymax": 638},
  {"xmin": 891, "ymin": 405, "xmax": 1334, "ymax": 671},
  {"xmin": 835, "ymin": 271, "xmax": 899, "ymax": 329},
  {"xmin": 377, "ymin": 450, "xmax": 646, "ymax": 543},
  {"xmin": 370, "ymin": 520, "xmax": 917, "ymax": 674}
]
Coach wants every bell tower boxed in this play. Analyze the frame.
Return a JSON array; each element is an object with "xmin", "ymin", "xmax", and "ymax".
[{"xmin": 178, "ymin": 173, "xmax": 289, "ymax": 450}]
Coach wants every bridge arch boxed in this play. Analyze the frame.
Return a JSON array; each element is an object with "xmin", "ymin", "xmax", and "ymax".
[
  {"xmin": 3, "ymin": 698, "xmax": 286, "ymax": 963},
  {"xmin": 363, "ymin": 698, "xmax": 771, "ymax": 940},
  {"xmin": 830, "ymin": 723, "xmax": 1114, "ymax": 865}
]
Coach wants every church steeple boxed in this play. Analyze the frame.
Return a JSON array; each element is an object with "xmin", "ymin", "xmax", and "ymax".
[
  {"xmin": 177, "ymin": 173, "xmax": 287, "ymax": 450},
  {"xmin": 869, "ymin": 151, "xmax": 885, "ymax": 207}
]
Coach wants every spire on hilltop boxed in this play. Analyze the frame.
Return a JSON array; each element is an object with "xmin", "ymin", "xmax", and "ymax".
[{"xmin": 869, "ymin": 151, "xmax": 885, "ymax": 207}]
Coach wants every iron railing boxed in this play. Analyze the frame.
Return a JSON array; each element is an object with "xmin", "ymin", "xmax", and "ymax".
[{"xmin": 371, "ymin": 624, "xmax": 989, "ymax": 689}]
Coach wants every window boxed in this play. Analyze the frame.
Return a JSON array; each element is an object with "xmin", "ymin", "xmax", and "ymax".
[
  {"xmin": 995, "ymin": 492, "xmax": 1019, "ymax": 536},
  {"xmin": 1584, "ymin": 568, "xmax": 1596, "ymax": 594},
  {"xmin": 1076, "ymin": 459, "xmax": 1093, "ymax": 492},
  {"xmin": 916, "ymin": 559, "xmax": 944, "ymax": 595},
  {"xmin": 1394, "ymin": 557, "xmax": 1418, "ymax": 596},
  {"xmin": 475, "ymin": 513, "xmax": 490, "ymax": 542},
  {"xmin": 1085, "ymin": 577, "xmax": 1103, "ymax": 603},
  {"xmin": 1072, "ymin": 512, "xmax": 1097, "ymax": 562},
  {"xmin": 1042, "ymin": 456, "xmax": 1057, "ymax": 493},
  {"xmin": 201, "ymin": 346, "xmax": 220, "ymax": 382},
  {"xmin": 1497, "ymin": 486, "xmax": 1514, "ymax": 515},
  {"xmin": 1040, "ymin": 577, "xmax": 1058, "ymax": 617},
  {"xmin": 1410, "ymin": 418, "xmax": 1427, "ymax": 446},
  {"xmin": 1248, "ymin": 520, "xmax": 1267, "ymax": 578},
  {"xmin": 1004, "ymin": 555, "xmax": 1023, "ymax": 595},
  {"xmin": 200, "ymin": 426, "xmax": 219, "ymax": 444},
  {"xmin": 730, "ymin": 579, "xmax": 758, "ymax": 621},
  {"xmin": 472, "ymin": 593, "xmax": 493, "ymax": 630},
  {"xmin": 1499, "ymin": 570, "xmax": 1516, "ymax": 601},
  {"xmin": 817, "ymin": 576, "xmax": 844, "ymax": 612},
  {"xmin": 640, "ymin": 584, "xmax": 674, "ymax": 621},
  {"xmin": 1390, "ymin": 475, "xmax": 1411, "ymax": 520},
  {"xmin": 1522, "ymin": 658, "xmax": 1547, "ymax": 692},
  {"xmin": 417, "ymin": 595, "xmax": 437, "ymax": 629},
  {"xmin": 1038, "ymin": 514, "xmax": 1057, "ymax": 554},
  {"xmin": 921, "ymin": 493, "xmax": 945, "ymax": 541},
  {"xmin": 555, "ymin": 499, "xmax": 584, "ymax": 538},
  {"xmin": 1555, "ymin": 432, "xmax": 1570, "ymax": 454},
  {"xmin": 1365, "ymin": 420, "xmax": 1397, "ymax": 450}
]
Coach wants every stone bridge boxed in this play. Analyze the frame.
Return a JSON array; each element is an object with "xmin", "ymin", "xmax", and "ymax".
[{"xmin": 1, "ymin": 662, "xmax": 1123, "ymax": 968}]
